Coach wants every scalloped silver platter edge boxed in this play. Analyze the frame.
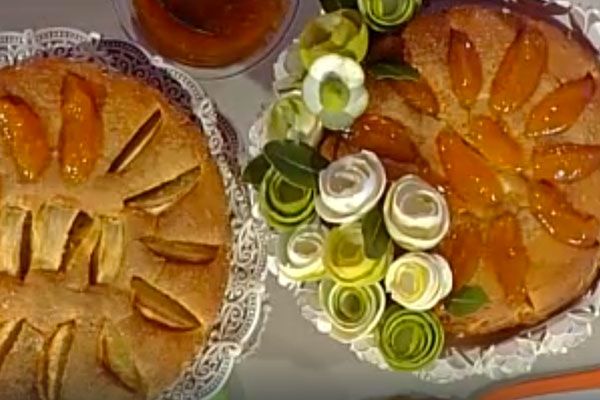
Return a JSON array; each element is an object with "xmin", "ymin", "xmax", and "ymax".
[
  {"xmin": 247, "ymin": 0, "xmax": 600, "ymax": 384},
  {"xmin": 0, "ymin": 27, "xmax": 271, "ymax": 400}
]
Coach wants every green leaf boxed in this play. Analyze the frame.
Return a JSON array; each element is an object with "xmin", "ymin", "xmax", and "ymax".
[
  {"xmin": 242, "ymin": 154, "xmax": 271, "ymax": 186},
  {"xmin": 320, "ymin": 0, "xmax": 358, "ymax": 12},
  {"xmin": 446, "ymin": 286, "xmax": 490, "ymax": 317},
  {"xmin": 368, "ymin": 62, "xmax": 420, "ymax": 81},
  {"xmin": 264, "ymin": 140, "xmax": 329, "ymax": 190},
  {"xmin": 362, "ymin": 204, "xmax": 390, "ymax": 259}
]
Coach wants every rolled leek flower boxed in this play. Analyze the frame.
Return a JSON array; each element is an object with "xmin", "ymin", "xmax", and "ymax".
[
  {"xmin": 259, "ymin": 169, "xmax": 315, "ymax": 232},
  {"xmin": 384, "ymin": 174, "xmax": 449, "ymax": 251},
  {"xmin": 376, "ymin": 305, "xmax": 444, "ymax": 371},
  {"xmin": 358, "ymin": 0, "xmax": 422, "ymax": 32},
  {"xmin": 324, "ymin": 223, "xmax": 392, "ymax": 286},
  {"xmin": 385, "ymin": 252, "xmax": 452, "ymax": 311},
  {"xmin": 316, "ymin": 150, "xmax": 386, "ymax": 224},
  {"xmin": 302, "ymin": 54, "xmax": 369, "ymax": 130},
  {"xmin": 319, "ymin": 279, "xmax": 386, "ymax": 343},
  {"xmin": 263, "ymin": 92, "xmax": 323, "ymax": 147},
  {"xmin": 299, "ymin": 9, "xmax": 369, "ymax": 68},
  {"xmin": 277, "ymin": 224, "xmax": 328, "ymax": 281}
]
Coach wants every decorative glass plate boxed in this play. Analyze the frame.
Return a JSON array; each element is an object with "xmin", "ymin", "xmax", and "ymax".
[
  {"xmin": 112, "ymin": 0, "xmax": 300, "ymax": 81},
  {"xmin": 0, "ymin": 27, "xmax": 270, "ymax": 399},
  {"xmin": 247, "ymin": 0, "xmax": 600, "ymax": 384}
]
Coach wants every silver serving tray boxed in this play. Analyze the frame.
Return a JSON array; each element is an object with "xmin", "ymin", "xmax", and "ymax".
[
  {"xmin": 0, "ymin": 27, "xmax": 270, "ymax": 399},
  {"xmin": 248, "ymin": 0, "xmax": 600, "ymax": 384}
]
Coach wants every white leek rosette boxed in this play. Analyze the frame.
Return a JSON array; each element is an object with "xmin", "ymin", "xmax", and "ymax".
[
  {"xmin": 262, "ymin": 92, "xmax": 323, "ymax": 147},
  {"xmin": 316, "ymin": 150, "xmax": 386, "ymax": 224},
  {"xmin": 277, "ymin": 224, "xmax": 328, "ymax": 282},
  {"xmin": 319, "ymin": 279, "xmax": 386, "ymax": 343},
  {"xmin": 302, "ymin": 54, "xmax": 369, "ymax": 130},
  {"xmin": 383, "ymin": 174, "xmax": 450, "ymax": 251},
  {"xmin": 385, "ymin": 252, "xmax": 452, "ymax": 311}
]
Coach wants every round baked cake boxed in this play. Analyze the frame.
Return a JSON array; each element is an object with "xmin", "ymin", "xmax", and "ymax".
[
  {"xmin": 320, "ymin": 4, "xmax": 600, "ymax": 343},
  {"xmin": 0, "ymin": 58, "xmax": 230, "ymax": 399}
]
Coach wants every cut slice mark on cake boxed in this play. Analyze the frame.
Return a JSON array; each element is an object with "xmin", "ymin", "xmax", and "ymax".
[
  {"xmin": 37, "ymin": 320, "xmax": 76, "ymax": 400},
  {"xmin": 131, "ymin": 276, "xmax": 202, "ymax": 331},
  {"xmin": 108, "ymin": 108, "xmax": 163, "ymax": 174},
  {"xmin": 124, "ymin": 166, "xmax": 201, "ymax": 215},
  {"xmin": 139, "ymin": 236, "xmax": 219, "ymax": 264},
  {"xmin": 0, "ymin": 319, "xmax": 25, "ymax": 373},
  {"xmin": 0, "ymin": 205, "xmax": 31, "ymax": 280},
  {"xmin": 98, "ymin": 319, "xmax": 145, "ymax": 393}
]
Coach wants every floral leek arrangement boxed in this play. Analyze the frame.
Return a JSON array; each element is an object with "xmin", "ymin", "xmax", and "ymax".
[{"xmin": 243, "ymin": 0, "xmax": 480, "ymax": 372}]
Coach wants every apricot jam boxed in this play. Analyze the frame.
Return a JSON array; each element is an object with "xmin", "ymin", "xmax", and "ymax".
[{"xmin": 133, "ymin": 0, "xmax": 286, "ymax": 67}]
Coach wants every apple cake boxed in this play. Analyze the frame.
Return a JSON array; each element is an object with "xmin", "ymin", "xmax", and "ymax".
[
  {"xmin": 321, "ymin": 4, "xmax": 600, "ymax": 343},
  {"xmin": 0, "ymin": 58, "xmax": 230, "ymax": 399}
]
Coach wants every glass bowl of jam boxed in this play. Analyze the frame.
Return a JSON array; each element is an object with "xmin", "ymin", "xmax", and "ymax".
[{"xmin": 113, "ymin": 0, "xmax": 300, "ymax": 80}]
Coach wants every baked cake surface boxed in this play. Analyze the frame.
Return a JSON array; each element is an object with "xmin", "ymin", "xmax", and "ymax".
[
  {"xmin": 321, "ymin": 5, "xmax": 600, "ymax": 342},
  {"xmin": 0, "ymin": 58, "xmax": 230, "ymax": 399}
]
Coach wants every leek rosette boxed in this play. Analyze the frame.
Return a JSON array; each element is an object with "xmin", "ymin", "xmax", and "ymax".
[
  {"xmin": 385, "ymin": 252, "xmax": 452, "ymax": 311},
  {"xmin": 319, "ymin": 279, "xmax": 386, "ymax": 343},
  {"xmin": 383, "ymin": 174, "xmax": 449, "ymax": 251},
  {"xmin": 263, "ymin": 92, "xmax": 323, "ymax": 147},
  {"xmin": 302, "ymin": 54, "xmax": 369, "ymax": 130},
  {"xmin": 259, "ymin": 168, "xmax": 315, "ymax": 232},
  {"xmin": 324, "ymin": 223, "xmax": 392, "ymax": 286},
  {"xmin": 277, "ymin": 224, "xmax": 328, "ymax": 281},
  {"xmin": 299, "ymin": 9, "xmax": 369, "ymax": 68},
  {"xmin": 316, "ymin": 151, "xmax": 386, "ymax": 224},
  {"xmin": 376, "ymin": 305, "xmax": 444, "ymax": 371},
  {"xmin": 358, "ymin": 0, "xmax": 422, "ymax": 32}
]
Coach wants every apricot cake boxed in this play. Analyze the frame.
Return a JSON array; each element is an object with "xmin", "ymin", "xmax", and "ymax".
[
  {"xmin": 0, "ymin": 58, "xmax": 230, "ymax": 399},
  {"xmin": 320, "ymin": 4, "xmax": 600, "ymax": 343}
]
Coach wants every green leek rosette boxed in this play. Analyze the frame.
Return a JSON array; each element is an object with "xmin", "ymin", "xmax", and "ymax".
[
  {"xmin": 324, "ymin": 223, "xmax": 392, "ymax": 286},
  {"xmin": 358, "ymin": 0, "xmax": 422, "ymax": 32},
  {"xmin": 319, "ymin": 279, "xmax": 386, "ymax": 343},
  {"xmin": 376, "ymin": 305, "xmax": 444, "ymax": 371},
  {"xmin": 263, "ymin": 92, "xmax": 323, "ymax": 147},
  {"xmin": 303, "ymin": 54, "xmax": 369, "ymax": 130},
  {"xmin": 299, "ymin": 9, "xmax": 369, "ymax": 69},
  {"xmin": 277, "ymin": 224, "xmax": 328, "ymax": 281},
  {"xmin": 259, "ymin": 168, "xmax": 315, "ymax": 232}
]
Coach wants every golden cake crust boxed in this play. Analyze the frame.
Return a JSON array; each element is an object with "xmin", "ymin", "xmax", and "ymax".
[{"xmin": 0, "ymin": 58, "xmax": 230, "ymax": 399}]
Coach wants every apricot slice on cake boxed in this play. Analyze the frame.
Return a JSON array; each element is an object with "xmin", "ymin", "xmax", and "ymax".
[
  {"xmin": 389, "ymin": 79, "xmax": 440, "ymax": 116},
  {"xmin": 468, "ymin": 115, "xmax": 523, "ymax": 170},
  {"xmin": 528, "ymin": 180, "xmax": 599, "ymax": 248},
  {"xmin": 532, "ymin": 143, "xmax": 600, "ymax": 183},
  {"xmin": 490, "ymin": 27, "xmax": 548, "ymax": 114},
  {"xmin": 0, "ymin": 96, "xmax": 51, "ymax": 182},
  {"xmin": 448, "ymin": 29, "xmax": 483, "ymax": 108},
  {"xmin": 440, "ymin": 215, "xmax": 483, "ymax": 291},
  {"xmin": 525, "ymin": 74, "xmax": 596, "ymax": 138},
  {"xmin": 437, "ymin": 129, "xmax": 504, "ymax": 212}
]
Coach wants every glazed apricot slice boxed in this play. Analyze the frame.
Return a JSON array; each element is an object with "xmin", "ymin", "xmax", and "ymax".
[
  {"xmin": 532, "ymin": 143, "xmax": 600, "ymax": 183},
  {"xmin": 490, "ymin": 27, "xmax": 548, "ymax": 114},
  {"xmin": 528, "ymin": 180, "xmax": 599, "ymax": 247},
  {"xmin": 525, "ymin": 74, "xmax": 596, "ymax": 138},
  {"xmin": 448, "ymin": 29, "xmax": 483, "ymax": 108},
  {"xmin": 468, "ymin": 115, "xmax": 523, "ymax": 170},
  {"xmin": 349, "ymin": 114, "xmax": 420, "ymax": 163},
  {"xmin": 389, "ymin": 79, "xmax": 440, "ymax": 116},
  {"xmin": 484, "ymin": 213, "xmax": 529, "ymax": 303},
  {"xmin": 0, "ymin": 96, "xmax": 51, "ymax": 181},
  {"xmin": 441, "ymin": 216, "xmax": 483, "ymax": 291},
  {"xmin": 60, "ymin": 73, "xmax": 104, "ymax": 184},
  {"xmin": 437, "ymin": 129, "xmax": 504, "ymax": 212}
]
